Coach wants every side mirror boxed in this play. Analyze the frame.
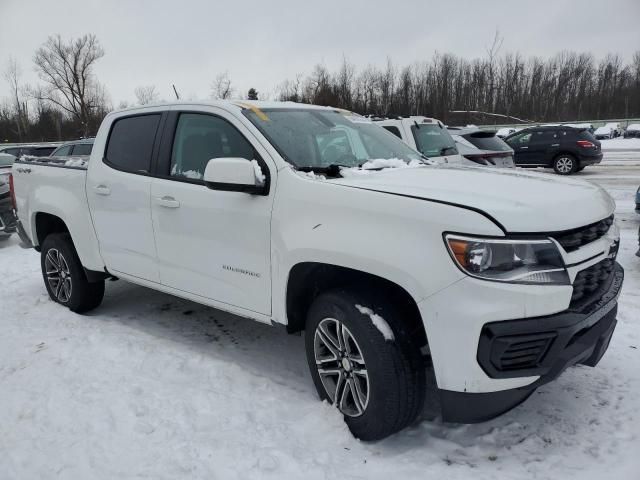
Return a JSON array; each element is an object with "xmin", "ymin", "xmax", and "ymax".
[{"xmin": 203, "ymin": 158, "xmax": 267, "ymax": 195}]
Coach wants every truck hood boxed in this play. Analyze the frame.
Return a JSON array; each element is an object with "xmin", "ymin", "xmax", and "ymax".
[{"xmin": 327, "ymin": 165, "xmax": 615, "ymax": 232}]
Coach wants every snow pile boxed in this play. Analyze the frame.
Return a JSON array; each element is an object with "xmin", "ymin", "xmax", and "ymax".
[
  {"xmin": 251, "ymin": 160, "xmax": 266, "ymax": 185},
  {"xmin": 356, "ymin": 305, "xmax": 395, "ymax": 341},
  {"xmin": 601, "ymin": 138, "xmax": 640, "ymax": 150}
]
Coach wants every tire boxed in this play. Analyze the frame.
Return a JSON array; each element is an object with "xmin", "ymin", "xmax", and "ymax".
[
  {"xmin": 40, "ymin": 233, "xmax": 105, "ymax": 313},
  {"xmin": 553, "ymin": 154, "xmax": 577, "ymax": 175},
  {"xmin": 305, "ymin": 288, "xmax": 426, "ymax": 441},
  {"xmin": 576, "ymin": 166, "xmax": 585, "ymax": 172}
]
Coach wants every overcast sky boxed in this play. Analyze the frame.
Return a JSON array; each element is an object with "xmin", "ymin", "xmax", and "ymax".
[{"xmin": 0, "ymin": 0, "xmax": 638, "ymax": 106}]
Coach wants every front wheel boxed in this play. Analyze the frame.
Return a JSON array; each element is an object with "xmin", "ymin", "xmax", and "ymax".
[
  {"xmin": 305, "ymin": 289, "xmax": 426, "ymax": 441},
  {"xmin": 553, "ymin": 154, "xmax": 577, "ymax": 175},
  {"xmin": 40, "ymin": 233, "xmax": 105, "ymax": 313}
]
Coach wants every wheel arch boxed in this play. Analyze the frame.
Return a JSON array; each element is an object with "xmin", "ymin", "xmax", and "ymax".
[
  {"xmin": 33, "ymin": 212, "xmax": 70, "ymax": 251},
  {"xmin": 285, "ymin": 262, "xmax": 427, "ymax": 347}
]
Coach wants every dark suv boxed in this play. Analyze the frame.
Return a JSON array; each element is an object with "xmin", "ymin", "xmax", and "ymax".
[{"xmin": 504, "ymin": 126, "xmax": 603, "ymax": 175}]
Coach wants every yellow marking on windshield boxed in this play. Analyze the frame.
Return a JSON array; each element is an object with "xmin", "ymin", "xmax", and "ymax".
[{"xmin": 235, "ymin": 102, "xmax": 270, "ymax": 122}]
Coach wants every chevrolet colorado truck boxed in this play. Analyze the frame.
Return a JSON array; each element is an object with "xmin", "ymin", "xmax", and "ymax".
[{"xmin": 11, "ymin": 101, "xmax": 624, "ymax": 441}]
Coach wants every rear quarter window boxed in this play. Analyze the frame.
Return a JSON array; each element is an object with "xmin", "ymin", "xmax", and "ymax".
[
  {"xmin": 382, "ymin": 126, "xmax": 402, "ymax": 138},
  {"xmin": 105, "ymin": 114, "xmax": 161, "ymax": 173},
  {"xmin": 72, "ymin": 143, "xmax": 93, "ymax": 156}
]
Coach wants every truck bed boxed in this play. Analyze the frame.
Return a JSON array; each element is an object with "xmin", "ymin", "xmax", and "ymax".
[{"xmin": 12, "ymin": 157, "xmax": 104, "ymax": 271}]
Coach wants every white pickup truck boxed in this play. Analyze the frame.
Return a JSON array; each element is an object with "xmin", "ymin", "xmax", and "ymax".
[{"xmin": 11, "ymin": 101, "xmax": 624, "ymax": 441}]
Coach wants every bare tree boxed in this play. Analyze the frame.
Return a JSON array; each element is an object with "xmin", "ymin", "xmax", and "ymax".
[
  {"xmin": 4, "ymin": 58, "xmax": 29, "ymax": 141},
  {"xmin": 33, "ymin": 34, "xmax": 106, "ymax": 136},
  {"xmin": 211, "ymin": 72, "xmax": 234, "ymax": 99},
  {"xmin": 134, "ymin": 85, "xmax": 159, "ymax": 105}
]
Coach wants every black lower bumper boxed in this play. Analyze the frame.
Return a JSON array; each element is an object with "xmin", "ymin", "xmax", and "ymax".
[{"xmin": 441, "ymin": 262, "xmax": 623, "ymax": 423}]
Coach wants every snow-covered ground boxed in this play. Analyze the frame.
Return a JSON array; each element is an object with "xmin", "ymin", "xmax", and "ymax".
[
  {"xmin": 600, "ymin": 138, "xmax": 640, "ymax": 151},
  {"xmin": 1, "ymin": 166, "xmax": 639, "ymax": 480}
]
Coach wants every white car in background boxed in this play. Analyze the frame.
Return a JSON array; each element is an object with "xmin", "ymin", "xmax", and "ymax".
[
  {"xmin": 594, "ymin": 125, "xmax": 616, "ymax": 140},
  {"xmin": 448, "ymin": 127, "xmax": 515, "ymax": 168},
  {"xmin": 370, "ymin": 116, "xmax": 464, "ymax": 164},
  {"xmin": 624, "ymin": 124, "xmax": 640, "ymax": 139}
]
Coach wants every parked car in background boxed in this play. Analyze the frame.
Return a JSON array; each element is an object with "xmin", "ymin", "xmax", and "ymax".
[
  {"xmin": 636, "ymin": 185, "xmax": 640, "ymax": 212},
  {"xmin": 624, "ymin": 124, "xmax": 640, "ymax": 139},
  {"xmin": 0, "ymin": 144, "xmax": 59, "ymax": 158},
  {"xmin": 448, "ymin": 127, "xmax": 514, "ymax": 168},
  {"xmin": 0, "ymin": 153, "xmax": 17, "ymax": 240},
  {"xmin": 505, "ymin": 126, "xmax": 602, "ymax": 174},
  {"xmin": 50, "ymin": 138, "xmax": 94, "ymax": 158},
  {"xmin": 371, "ymin": 116, "xmax": 464, "ymax": 164},
  {"xmin": 594, "ymin": 125, "xmax": 615, "ymax": 140},
  {"xmin": 11, "ymin": 100, "xmax": 623, "ymax": 440},
  {"xmin": 563, "ymin": 123, "xmax": 595, "ymax": 134}
]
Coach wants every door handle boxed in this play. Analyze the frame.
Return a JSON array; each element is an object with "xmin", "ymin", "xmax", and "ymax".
[
  {"xmin": 520, "ymin": 146, "xmax": 528, "ymax": 149},
  {"xmin": 551, "ymin": 144, "xmax": 560, "ymax": 147},
  {"xmin": 93, "ymin": 185, "xmax": 111, "ymax": 196},
  {"xmin": 155, "ymin": 196, "xmax": 180, "ymax": 208}
]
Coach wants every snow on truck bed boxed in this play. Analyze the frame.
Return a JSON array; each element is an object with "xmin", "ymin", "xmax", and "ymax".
[
  {"xmin": 18, "ymin": 154, "xmax": 88, "ymax": 168},
  {"xmin": 1, "ymin": 167, "xmax": 640, "ymax": 479}
]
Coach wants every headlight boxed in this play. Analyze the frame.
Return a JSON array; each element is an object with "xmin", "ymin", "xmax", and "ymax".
[{"xmin": 445, "ymin": 234, "xmax": 569, "ymax": 285}]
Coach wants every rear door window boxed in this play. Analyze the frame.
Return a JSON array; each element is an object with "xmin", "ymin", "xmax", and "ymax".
[
  {"xmin": 508, "ymin": 132, "xmax": 532, "ymax": 145},
  {"xmin": 53, "ymin": 145, "xmax": 73, "ymax": 156},
  {"xmin": 105, "ymin": 114, "xmax": 161, "ymax": 173},
  {"xmin": 32, "ymin": 147, "xmax": 55, "ymax": 157}
]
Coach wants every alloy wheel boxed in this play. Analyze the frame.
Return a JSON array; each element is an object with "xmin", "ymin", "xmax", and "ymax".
[
  {"xmin": 314, "ymin": 318, "xmax": 370, "ymax": 417},
  {"xmin": 556, "ymin": 157, "xmax": 573, "ymax": 173},
  {"xmin": 44, "ymin": 248, "xmax": 72, "ymax": 303}
]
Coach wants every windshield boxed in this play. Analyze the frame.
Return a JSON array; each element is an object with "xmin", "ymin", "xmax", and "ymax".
[
  {"xmin": 410, "ymin": 124, "xmax": 458, "ymax": 156},
  {"xmin": 463, "ymin": 132, "xmax": 512, "ymax": 152},
  {"xmin": 242, "ymin": 108, "xmax": 423, "ymax": 168}
]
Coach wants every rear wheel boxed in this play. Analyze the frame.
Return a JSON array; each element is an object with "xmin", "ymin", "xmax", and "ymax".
[
  {"xmin": 305, "ymin": 288, "xmax": 426, "ymax": 441},
  {"xmin": 553, "ymin": 154, "xmax": 577, "ymax": 175},
  {"xmin": 40, "ymin": 233, "xmax": 105, "ymax": 313}
]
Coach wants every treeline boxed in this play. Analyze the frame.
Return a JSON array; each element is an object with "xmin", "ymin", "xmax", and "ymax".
[
  {"xmin": 278, "ymin": 51, "xmax": 640, "ymax": 124},
  {"xmin": 2, "ymin": 32, "xmax": 640, "ymax": 144}
]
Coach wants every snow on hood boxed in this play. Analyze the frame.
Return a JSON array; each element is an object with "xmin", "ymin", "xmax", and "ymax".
[{"xmin": 325, "ymin": 164, "xmax": 615, "ymax": 233}]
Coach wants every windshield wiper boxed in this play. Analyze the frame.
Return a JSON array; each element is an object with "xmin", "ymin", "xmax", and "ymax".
[
  {"xmin": 296, "ymin": 164, "xmax": 349, "ymax": 177},
  {"xmin": 440, "ymin": 146, "xmax": 457, "ymax": 156}
]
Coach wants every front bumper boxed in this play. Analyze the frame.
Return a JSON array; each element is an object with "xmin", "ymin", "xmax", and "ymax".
[{"xmin": 441, "ymin": 262, "xmax": 623, "ymax": 423}]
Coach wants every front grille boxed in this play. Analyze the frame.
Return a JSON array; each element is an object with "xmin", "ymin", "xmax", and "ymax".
[
  {"xmin": 490, "ymin": 332, "xmax": 556, "ymax": 371},
  {"xmin": 552, "ymin": 215, "xmax": 614, "ymax": 252},
  {"xmin": 571, "ymin": 258, "xmax": 615, "ymax": 305}
]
